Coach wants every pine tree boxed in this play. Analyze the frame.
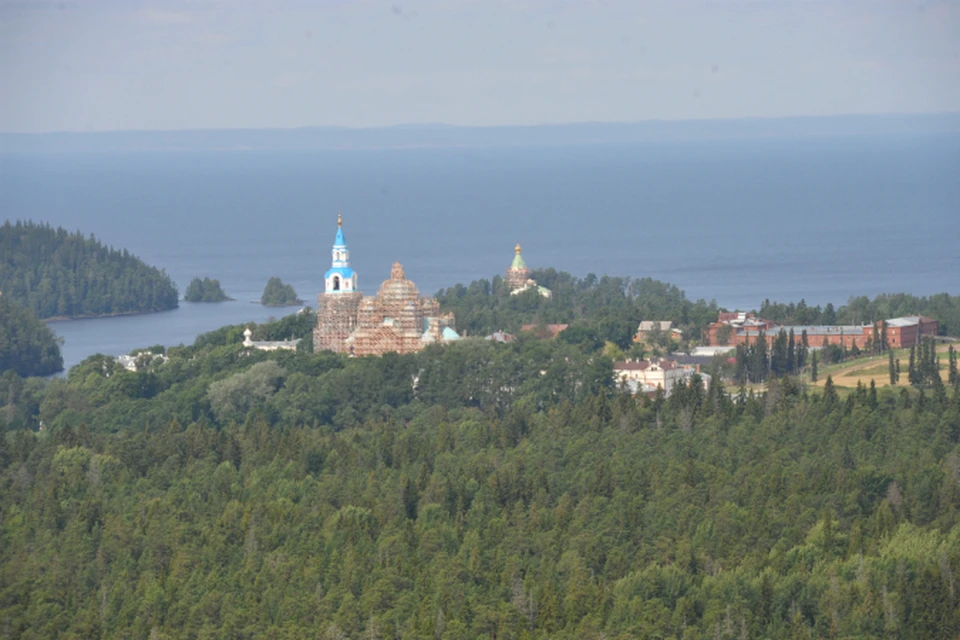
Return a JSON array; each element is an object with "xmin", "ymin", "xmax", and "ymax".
[
  {"xmin": 811, "ymin": 351, "xmax": 819, "ymax": 383},
  {"xmin": 735, "ymin": 345, "xmax": 748, "ymax": 385},
  {"xmin": 888, "ymin": 350, "xmax": 897, "ymax": 386},
  {"xmin": 949, "ymin": 346, "xmax": 959, "ymax": 385},
  {"xmin": 798, "ymin": 330, "xmax": 809, "ymax": 370},
  {"xmin": 752, "ymin": 330, "xmax": 769, "ymax": 383},
  {"xmin": 787, "ymin": 328, "xmax": 796, "ymax": 374},
  {"xmin": 823, "ymin": 375, "xmax": 837, "ymax": 406},
  {"xmin": 908, "ymin": 345, "xmax": 919, "ymax": 386},
  {"xmin": 823, "ymin": 302, "xmax": 837, "ymax": 325},
  {"xmin": 771, "ymin": 329, "xmax": 788, "ymax": 377}
]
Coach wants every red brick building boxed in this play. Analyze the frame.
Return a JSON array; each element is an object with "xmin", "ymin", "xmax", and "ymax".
[
  {"xmin": 704, "ymin": 314, "xmax": 938, "ymax": 350},
  {"xmin": 871, "ymin": 316, "xmax": 939, "ymax": 348}
]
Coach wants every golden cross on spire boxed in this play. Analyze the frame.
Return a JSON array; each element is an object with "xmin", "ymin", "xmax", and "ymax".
[
  {"xmin": 515, "ymin": 243, "xmax": 522, "ymax": 255},
  {"xmin": 338, "ymin": 211, "xmax": 343, "ymax": 227}
]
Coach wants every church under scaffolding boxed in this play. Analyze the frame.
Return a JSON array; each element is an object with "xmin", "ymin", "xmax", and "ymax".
[{"xmin": 313, "ymin": 216, "xmax": 457, "ymax": 356}]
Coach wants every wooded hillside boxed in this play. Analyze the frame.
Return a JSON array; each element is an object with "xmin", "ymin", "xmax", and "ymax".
[
  {"xmin": 0, "ymin": 221, "xmax": 179, "ymax": 319},
  {"xmin": 0, "ymin": 294, "xmax": 63, "ymax": 377},
  {"xmin": 1, "ymin": 310, "xmax": 958, "ymax": 638}
]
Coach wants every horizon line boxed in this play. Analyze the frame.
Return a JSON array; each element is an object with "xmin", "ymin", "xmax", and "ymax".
[{"xmin": 3, "ymin": 111, "xmax": 960, "ymax": 137}]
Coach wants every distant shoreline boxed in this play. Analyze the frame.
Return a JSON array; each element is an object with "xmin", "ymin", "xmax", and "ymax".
[
  {"xmin": 4, "ymin": 113, "xmax": 958, "ymax": 153},
  {"xmin": 43, "ymin": 307, "xmax": 178, "ymax": 323}
]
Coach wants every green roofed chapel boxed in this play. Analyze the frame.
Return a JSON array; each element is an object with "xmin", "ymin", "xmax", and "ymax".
[{"xmin": 505, "ymin": 244, "xmax": 551, "ymax": 298}]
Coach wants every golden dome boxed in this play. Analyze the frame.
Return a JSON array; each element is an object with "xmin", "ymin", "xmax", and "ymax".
[{"xmin": 515, "ymin": 243, "xmax": 522, "ymax": 255}]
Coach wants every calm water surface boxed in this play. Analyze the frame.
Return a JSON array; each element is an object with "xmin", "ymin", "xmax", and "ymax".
[{"xmin": 2, "ymin": 133, "xmax": 958, "ymax": 370}]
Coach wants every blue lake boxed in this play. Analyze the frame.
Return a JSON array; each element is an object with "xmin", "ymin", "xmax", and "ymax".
[{"xmin": 1, "ymin": 132, "xmax": 958, "ymax": 370}]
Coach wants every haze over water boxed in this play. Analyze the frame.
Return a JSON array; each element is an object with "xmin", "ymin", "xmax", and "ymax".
[{"xmin": 2, "ymin": 131, "xmax": 958, "ymax": 370}]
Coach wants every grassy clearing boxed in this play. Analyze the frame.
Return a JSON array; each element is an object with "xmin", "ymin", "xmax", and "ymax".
[
  {"xmin": 842, "ymin": 364, "xmax": 890, "ymax": 377},
  {"xmin": 811, "ymin": 344, "xmax": 954, "ymax": 389}
]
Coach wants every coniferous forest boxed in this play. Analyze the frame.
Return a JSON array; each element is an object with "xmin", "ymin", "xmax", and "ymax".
[
  {"xmin": 1, "ymin": 298, "xmax": 959, "ymax": 639},
  {"xmin": 0, "ymin": 294, "xmax": 63, "ymax": 377},
  {"xmin": 261, "ymin": 277, "xmax": 302, "ymax": 307},
  {"xmin": 184, "ymin": 277, "xmax": 232, "ymax": 303},
  {"xmin": 0, "ymin": 221, "xmax": 179, "ymax": 319}
]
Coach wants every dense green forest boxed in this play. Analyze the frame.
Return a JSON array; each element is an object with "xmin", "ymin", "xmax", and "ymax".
[
  {"xmin": 436, "ymin": 271, "xmax": 960, "ymax": 351},
  {"xmin": 436, "ymin": 270, "xmax": 719, "ymax": 349},
  {"xmin": 1, "ymin": 307, "xmax": 958, "ymax": 639},
  {"xmin": 184, "ymin": 277, "xmax": 232, "ymax": 303},
  {"xmin": 758, "ymin": 294, "xmax": 960, "ymax": 336},
  {"xmin": 0, "ymin": 294, "xmax": 63, "ymax": 377},
  {"xmin": 261, "ymin": 277, "xmax": 302, "ymax": 306},
  {"xmin": 0, "ymin": 221, "xmax": 179, "ymax": 319}
]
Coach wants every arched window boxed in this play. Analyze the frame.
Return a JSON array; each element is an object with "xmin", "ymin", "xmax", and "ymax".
[{"xmin": 333, "ymin": 275, "xmax": 341, "ymax": 291}]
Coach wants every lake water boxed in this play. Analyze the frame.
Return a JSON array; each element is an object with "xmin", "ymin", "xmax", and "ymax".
[{"xmin": 2, "ymin": 133, "xmax": 959, "ymax": 371}]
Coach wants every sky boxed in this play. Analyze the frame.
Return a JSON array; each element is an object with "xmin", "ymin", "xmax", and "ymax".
[{"xmin": 0, "ymin": 0, "xmax": 958, "ymax": 133}]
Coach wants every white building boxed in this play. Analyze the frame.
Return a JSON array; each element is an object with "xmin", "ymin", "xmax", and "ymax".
[
  {"xmin": 613, "ymin": 358, "xmax": 711, "ymax": 397},
  {"xmin": 242, "ymin": 327, "xmax": 301, "ymax": 352},
  {"xmin": 115, "ymin": 351, "xmax": 167, "ymax": 372}
]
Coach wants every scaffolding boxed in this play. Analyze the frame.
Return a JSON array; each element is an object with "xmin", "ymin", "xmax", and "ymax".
[
  {"xmin": 314, "ymin": 261, "xmax": 456, "ymax": 357},
  {"xmin": 313, "ymin": 292, "xmax": 362, "ymax": 353}
]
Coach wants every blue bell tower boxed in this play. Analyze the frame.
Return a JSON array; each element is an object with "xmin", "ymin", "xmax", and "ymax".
[{"xmin": 324, "ymin": 213, "xmax": 357, "ymax": 293}]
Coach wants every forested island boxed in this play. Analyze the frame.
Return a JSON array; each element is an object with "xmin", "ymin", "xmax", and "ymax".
[
  {"xmin": 0, "ymin": 294, "xmax": 63, "ymax": 376},
  {"xmin": 0, "ymin": 221, "xmax": 179, "ymax": 319},
  {"xmin": 184, "ymin": 277, "xmax": 232, "ymax": 302},
  {"xmin": 1, "ymin": 271, "xmax": 959, "ymax": 638},
  {"xmin": 261, "ymin": 277, "xmax": 302, "ymax": 306}
]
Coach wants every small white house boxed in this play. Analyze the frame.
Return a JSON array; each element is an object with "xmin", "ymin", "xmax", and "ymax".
[{"xmin": 613, "ymin": 358, "xmax": 711, "ymax": 397}]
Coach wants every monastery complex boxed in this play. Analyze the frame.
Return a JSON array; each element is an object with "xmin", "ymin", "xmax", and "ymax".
[
  {"xmin": 313, "ymin": 215, "xmax": 459, "ymax": 356},
  {"xmin": 312, "ymin": 215, "xmax": 555, "ymax": 357}
]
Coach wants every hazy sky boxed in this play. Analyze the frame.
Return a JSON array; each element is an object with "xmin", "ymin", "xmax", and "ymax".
[{"xmin": 1, "ymin": 0, "xmax": 958, "ymax": 133}]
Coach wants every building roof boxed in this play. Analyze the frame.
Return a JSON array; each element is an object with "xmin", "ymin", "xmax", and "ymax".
[
  {"xmin": 442, "ymin": 327, "xmax": 461, "ymax": 341},
  {"xmin": 520, "ymin": 323, "xmax": 568, "ymax": 338},
  {"xmin": 733, "ymin": 323, "xmax": 866, "ymax": 336},
  {"xmin": 719, "ymin": 312, "xmax": 754, "ymax": 322},
  {"xmin": 638, "ymin": 320, "xmax": 673, "ymax": 332},
  {"xmin": 486, "ymin": 331, "xmax": 516, "ymax": 343},
  {"xmin": 250, "ymin": 339, "xmax": 301, "ymax": 349},
  {"xmin": 775, "ymin": 325, "xmax": 865, "ymax": 336},
  {"xmin": 334, "ymin": 215, "xmax": 346, "ymax": 247},
  {"xmin": 885, "ymin": 316, "xmax": 936, "ymax": 328},
  {"xmin": 613, "ymin": 360, "xmax": 651, "ymax": 371},
  {"xmin": 510, "ymin": 244, "xmax": 528, "ymax": 271},
  {"xmin": 325, "ymin": 266, "xmax": 355, "ymax": 279},
  {"xmin": 669, "ymin": 354, "xmax": 720, "ymax": 366},
  {"xmin": 613, "ymin": 358, "xmax": 682, "ymax": 372},
  {"xmin": 688, "ymin": 346, "xmax": 736, "ymax": 357}
]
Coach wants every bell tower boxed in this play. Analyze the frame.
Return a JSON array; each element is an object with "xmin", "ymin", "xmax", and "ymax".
[
  {"xmin": 315, "ymin": 213, "xmax": 363, "ymax": 352},
  {"xmin": 325, "ymin": 213, "xmax": 357, "ymax": 293}
]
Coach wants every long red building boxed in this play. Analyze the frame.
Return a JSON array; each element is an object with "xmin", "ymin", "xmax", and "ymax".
[{"xmin": 704, "ymin": 312, "xmax": 938, "ymax": 349}]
